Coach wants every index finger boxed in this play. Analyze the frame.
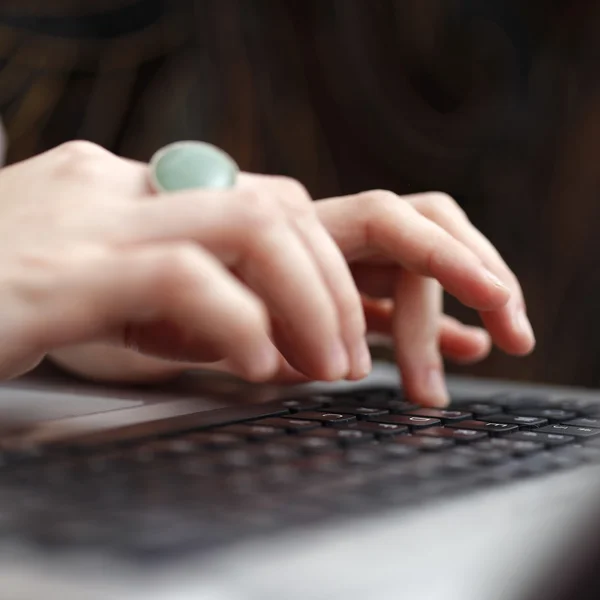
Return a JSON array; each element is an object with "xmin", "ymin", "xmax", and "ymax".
[{"xmin": 316, "ymin": 192, "xmax": 511, "ymax": 312}]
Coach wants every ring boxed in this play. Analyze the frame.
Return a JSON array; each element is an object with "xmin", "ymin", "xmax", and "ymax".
[{"xmin": 149, "ymin": 141, "xmax": 239, "ymax": 193}]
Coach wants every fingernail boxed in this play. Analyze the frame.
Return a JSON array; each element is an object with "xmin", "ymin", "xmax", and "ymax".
[
  {"xmin": 328, "ymin": 338, "xmax": 350, "ymax": 379},
  {"xmin": 425, "ymin": 367, "xmax": 450, "ymax": 407},
  {"xmin": 483, "ymin": 268, "xmax": 510, "ymax": 292},
  {"xmin": 514, "ymin": 307, "xmax": 536, "ymax": 347},
  {"xmin": 352, "ymin": 339, "xmax": 372, "ymax": 379}
]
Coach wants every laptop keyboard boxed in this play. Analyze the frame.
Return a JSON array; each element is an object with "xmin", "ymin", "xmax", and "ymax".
[{"xmin": 2, "ymin": 387, "xmax": 600, "ymax": 560}]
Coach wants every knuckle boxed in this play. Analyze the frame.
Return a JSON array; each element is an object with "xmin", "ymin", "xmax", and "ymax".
[
  {"xmin": 419, "ymin": 191, "xmax": 467, "ymax": 221},
  {"xmin": 362, "ymin": 189, "xmax": 400, "ymax": 213},
  {"xmin": 359, "ymin": 189, "xmax": 401, "ymax": 223},
  {"xmin": 271, "ymin": 176, "xmax": 314, "ymax": 217},
  {"xmin": 238, "ymin": 190, "xmax": 285, "ymax": 231},
  {"xmin": 53, "ymin": 140, "xmax": 111, "ymax": 182},
  {"xmin": 271, "ymin": 175, "xmax": 308, "ymax": 195}
]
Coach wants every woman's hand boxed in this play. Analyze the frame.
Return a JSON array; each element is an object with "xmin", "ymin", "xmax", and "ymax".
[
  {"xmin": 0, "ymin": 141, "xmax": 372, "ymax": 382},
  {"xmin": 36, "ymin": 144, "xmax": 534, "ymax": 406},
  {"xmin": 315, "ymin": 191, "xmax": 534, "ymax": 405}
]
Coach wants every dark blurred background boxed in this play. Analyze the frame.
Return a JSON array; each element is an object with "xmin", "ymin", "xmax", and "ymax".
[{"xmin": 0, "ymin": 0, "xmax": 599, "ymax": 387}]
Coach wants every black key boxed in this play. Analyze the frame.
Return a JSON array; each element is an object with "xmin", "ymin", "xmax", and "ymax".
[
  {"xmin": 258, "ymin": 443, "xmax": 302, "ymax": 463},
  {"xmin": 565, "ymin": 445, "xmax": 600, "ymax": 463},
  {"xmin": 183, "ymin": 432, "xmax": 242, "ymax": 449},
  {"xmin": 369, "ymin": 415, "xmax": 441, "ymax": 429},
  {"xmin": 519, "ymin": 452, "xmax": 561, "ymax": 475},
  {"xmin": 298, "ymin": 428, "xmax": 374, "ymax": 446},
  {"xmin": 391, "ymin": 435, "xmax": 454, "ymax": 451},
  {"xmin": 460, "ymin": 403, "xmax": 503, "ymax": 418},
  {"xmin": 564, "ymin": 417, "xmax": 600, "ymax": 429},
  {"xmin": 218, "ymin": 424, "xmax": 284, "ymax": 441},
  {"xmin": 252, "ymin": 417, "xmax": 321, "ymax": 433},
  {"xmin": 267, "ymin": 435, "xmax": 337, "ymax": 454},
  {"xmin": 328, "ymin": 406, "xmax": 390, "ymax": 419},
  {"xmin": 475, "ymin": 438, "xmax": 543, "ymax": 456},
  {"xmin": 294, "ymin": 437, "xmax": 338, "ymax": 454},
  {"xmin": 295, "ymin": 452, "xmax": 347, "ymax": 474},
  {"xmin": 130, "ymin": 439, "xmax": 196, "ymax": 460},
  {"xmin": 353, "ymin": 422, "xmax": 408, "ymax": 438},
  {"xmin": 446, "ymin": 420, "xmax": 518, "ymax": 436},
  {"xmin": 485, "ymin": 414, "xmax": 548, "ymax": 427},
  {"xmin": 536, "ymin": 424, "xmax": 600, "ymax": 439},
  {"xmin": 403, "ymin": 408, "xmax": 472, "ymax": 422},
  {"xmin": 378, "ymin": 444, "xmax": 418, "ymax": 460},
  {"xmin": 556, "ymin": 399, "xmax": 599, "ymax": 415},
  {"xmin": 512, "ymin": 408, "xmax": 577, "ymax": 423},
  {"xmin": 452, "ymin": 446, "xmax": 510, "ymax": 465},
  {"xmin": 415, "ymin": 427, "xmax": 487, "ymax": 443},
  {"xmin": 280, "ymin": 396, "xmax": 332, "ymax": 412},
  {"xmin": 361, "ymin": 398, "xmax": 418, "ymax": 412},
  {"xmin": 217, "ymin": 448, "xmax": 264, "ymax": 469},
  {"xmin": 294, "ymin": 412, "xmax": 357, "ymax": 426},
  {"xmin": 492, "ymin": 394, "xmax": 553, "ymax": 409},
  {"xmin": 344, "ymin": 448, "xmax": 387, "ymax": 466},
  {"xmin": 508, "ymin": 430, "xmax": 575, "ymax": 447}
]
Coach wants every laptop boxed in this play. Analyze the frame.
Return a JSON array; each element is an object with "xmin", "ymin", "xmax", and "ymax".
[{"xmin": 1, "ymin": 359, "xmax": 600, "ymax": 600}]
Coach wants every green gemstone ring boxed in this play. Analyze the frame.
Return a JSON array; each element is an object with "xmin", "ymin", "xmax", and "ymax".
[{"xmin": 149, "ymin": 141, "xmax": 239, "ymax": 193}]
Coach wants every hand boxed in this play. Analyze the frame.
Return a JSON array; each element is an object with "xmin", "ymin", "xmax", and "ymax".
[
  {"xmin": 0, "ymin": 141, "xmax": 372, "ymax": 382},
  {"xmin": 316, "ymin": 191, "xmax": 534, "ymax": 405},
  {"xmin": 43, "ymin": 145, "xmax": 534, "ymax": 405}
]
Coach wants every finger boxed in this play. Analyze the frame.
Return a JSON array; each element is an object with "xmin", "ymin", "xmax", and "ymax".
[
  {"xmin": 407, "ymin": 192, "xmax": 534, "ymax": 355},
  {"xmin": 126, "ymin": 190, "xmax": 349, "ymax": 381},
  {"xmin": 363, "ymin": 297, "xmax": 492, "ymax": 364},
  {"xmin": 28, "ymin": 243, "xmax": 281, "ymax": 382},
  {"xmin": 316, "ymin": 192, "xmax": 511, "ymax": 311},
  {"xmin": 393, "ymin": 275, "xmax": 449, "ymax": 408},
  {"xmin": 197, "ymin": 354, "xmax": 310, "ymax": 385},
  {"xmin": 248, "ymin": 174, "xmax": 369, "ymax": 380},
  {"xmin": 438, "ymin": 317, "xmax": 492, "ymax": 364}
]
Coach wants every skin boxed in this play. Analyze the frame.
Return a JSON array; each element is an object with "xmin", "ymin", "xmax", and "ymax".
[{"xmin": 0, "ymin": 141, "xmax": 534, "ymax": 407}]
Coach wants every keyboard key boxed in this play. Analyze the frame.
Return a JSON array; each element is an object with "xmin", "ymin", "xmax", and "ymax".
[
  {"xmin": 485, "ymin": 414, "xmax": 548, "ymax": 427},
  {"xmin": 378, "ymin": 444, "xmax": 419, "ymax": 460},
  {"xmin": 446, "ymin": 420, "xmax": 518, "ymax": 435},
  {"xmin": 368, "ymin": 415, "xmax": 441, "ymax": 429},
  {"xmin": 508, "ymin": 430, "xmax": 575, "ymax": 447},
  {"xmin": 452, "ymin": 446, "xmax": 510, "ymax": 465},
  {"xmin": 391, "ymin": 435, "xmax": 455, "ymax": 451},
  {"xmin": 218, "ymin": 424, "xmax": 284, "ymax": 441},
  {"xmin": 556, "ymin": 399, "xmax": 599, "ymax": 415},
  {"xmin": 252, "ymin": 418, "xmax": 321, "ymax": 433},
  {"xmin": 361, "ymin": 398, "xmax": 418, "ymax": 412},
  {"xmin": 536, "ymin": 424, "xmax": 600, "ymax": 439},
  {"xmin": 352, "ymin": 422, "xmax": 408, "ymax": 438},
  {"xmin": 279, "ymin": 396, "xmax": 333, "ymax": 412},
  {"xmin": 512, "ymin": 408, "xmax": 577, "ymax": 423},
  {"xmin": 563, "ymin": 417, "xmax": 600, "ymax": 429},
  {"xmin": 184, "ymin": 432, "xmax": 242, "ymax": 449},
  {"xmin": 294, "ymin": 412, "xmax": 357, "ymax": 426},
  {"xmin": 460, "ymin": 403, "xmax": 503, "ymax": 418},
  {"xmin": 327, "ymin": 406, "xmax": 390, "ymax": 419},
  {"xmin": 415, "ymin": 427, "xmax": 487, "ymax": 443},
  {"xmin": 298, "ymin": 428, "xmax": 374, "ymax": 446},
  {"xmin": 492, "ymin": 394, "xmax": 553, "ymax": 409},
  {"xmin": 294, "ymin": 437, "xmax": 338, "ymax": 454},
  {"xmin": 475, "ymin": 438, "xmax": 543, "ymax": 456},
  {"xmin": 402, "ymin": 408, "xmax": 472, "ymax": 422}
]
